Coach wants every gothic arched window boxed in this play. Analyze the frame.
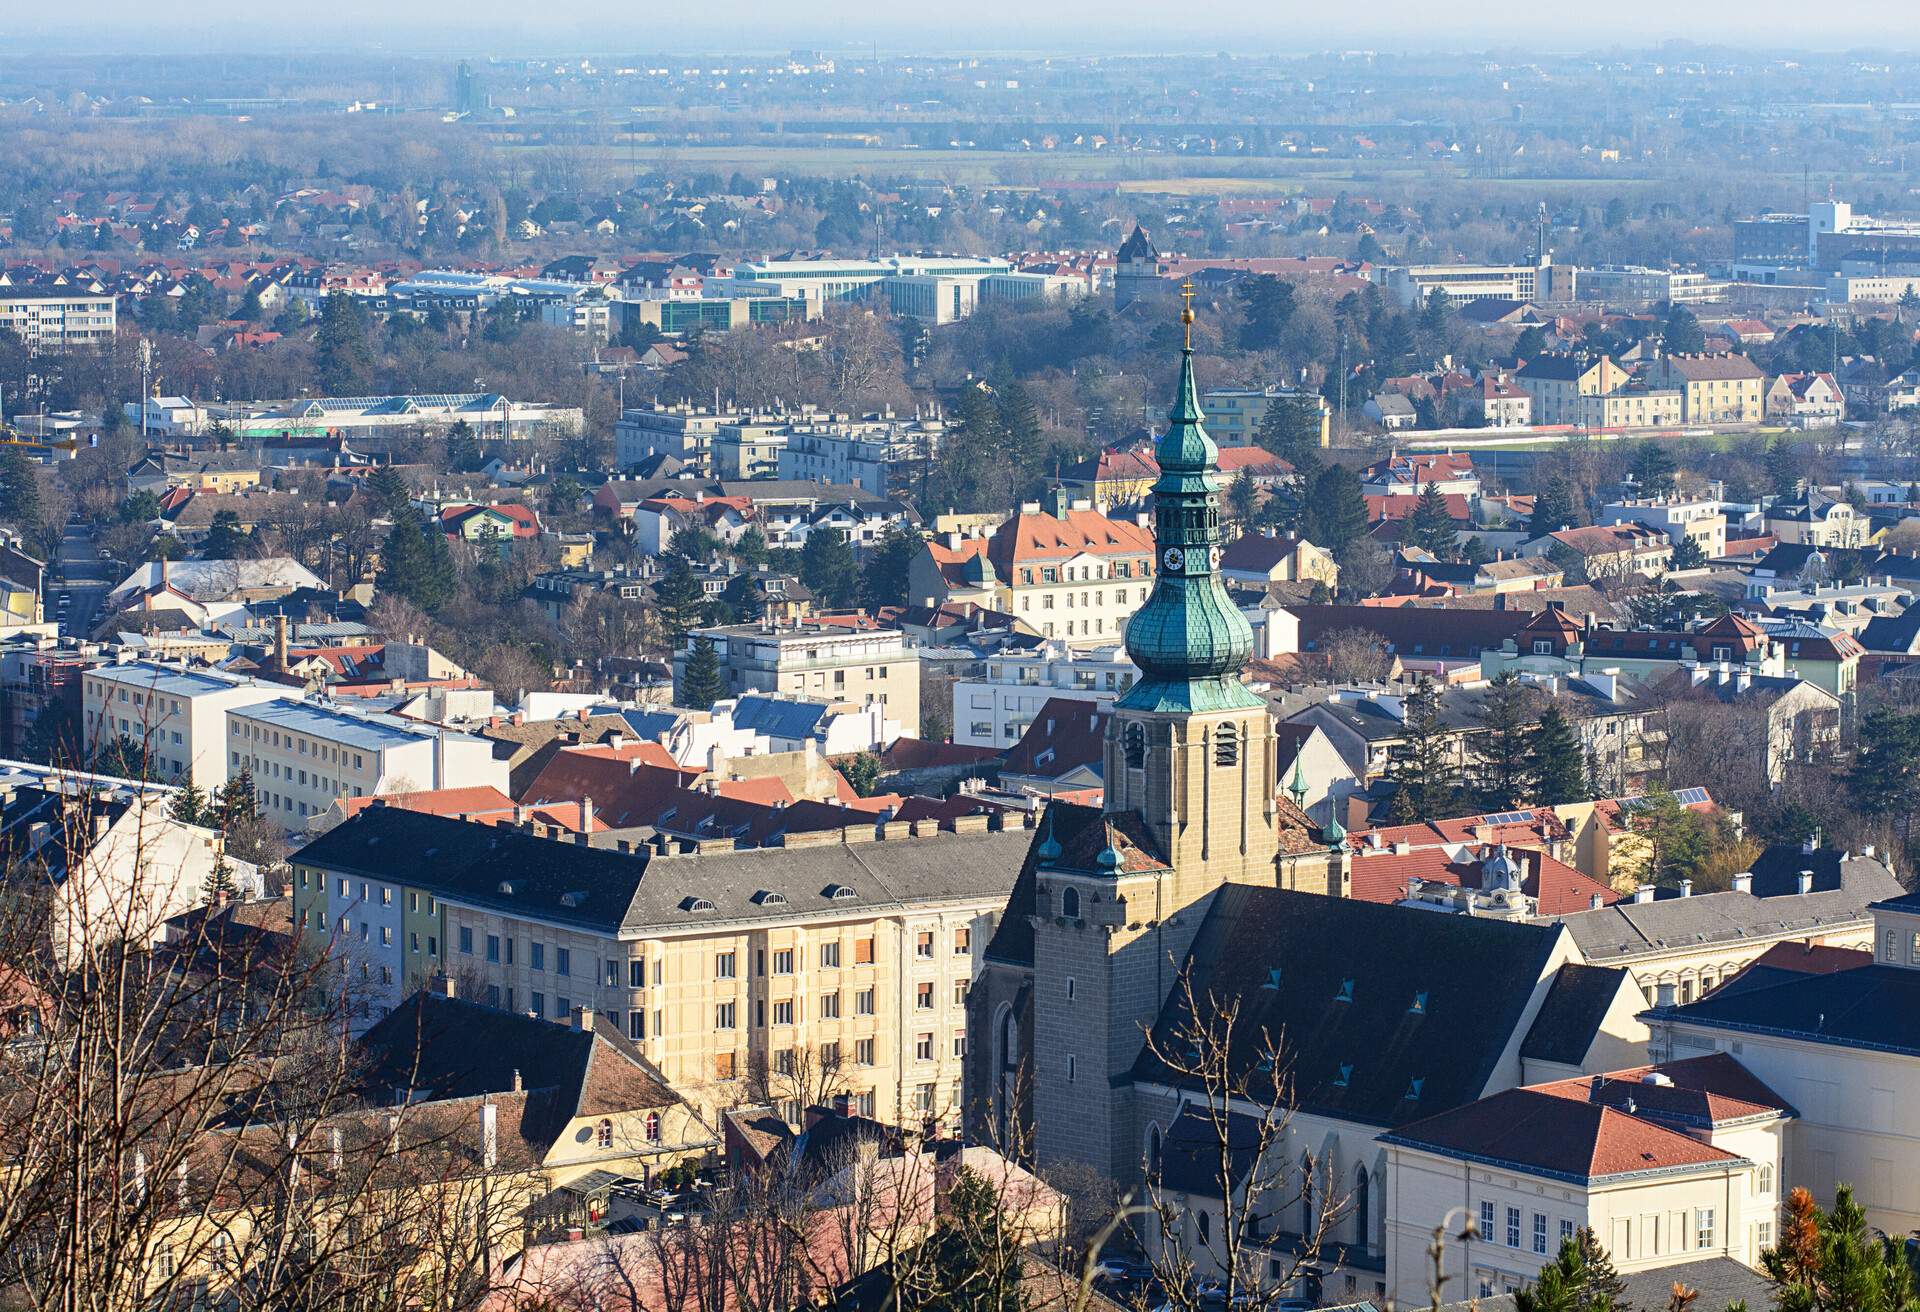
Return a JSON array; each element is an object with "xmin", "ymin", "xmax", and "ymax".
[
  {"xmin": 1060, "ymin": 887, "xmax": 1080, "ymax": 920},
  {"xmin": 1123, "ymin": 723, "xmax": 1146, "ymax": 769},
  {"xmin": 1215, "ymin": 722, "xmax": 1239, "ymax": 767},
  {"xmin": 1353, "ymin": 1166, "xmax": 1371, "ymax": 1249},
  {"xmin": 1147, "ymin": 1125, "xmax": 1163, "ymax": 1181}
]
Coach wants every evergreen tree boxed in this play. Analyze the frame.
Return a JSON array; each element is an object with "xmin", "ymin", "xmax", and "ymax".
[
  {"xmin": 1630, "ymin": 441, "xmax": 1678, "ymax": 496},
  {"xmin": 1236, "ymin": 273, "xmax": 1298, "ymax": 351},
  {"xmin": 1627, "ymin": 783, "xmax": 1712, "ymax": 885},
  {"xmin": 1768, "ymin": 438, "xmax": 1805, "ymax": 498},
  {"xmin": 1529, "ymin": 706, "xmax": 1589, "ymax": 805},
  {"xmin": 732, "ymin": 526, "xmax": 770, "ymax": 570},
  {"xmin": 1530, "ymin": 475, "xmax": 1579, "ymax": 538},
  {"xmin": 217, "ymin": 764, "xmax": 261, "ymax": 827},
  {"xmin": 1385, "ymin": 678, "xmax": 1458, "ymax": 823},
  {"xmin": 894, "ymin": 1167, "xmax": 1028, "ymax": 1312},
  {"xmin": 95, "ymin": 735, "xmax": 151, "ymax": 781},
  {"xmin": 202, "ymin": 510, "xmax": 250, "ymax": 560},
  {"xmin": 677, "ymin": 635, "xmax": 724, "ymax": 709},
  {"xmin": 1514, "ymin": 325, "xmax": 1549, "ymax": 360},
  {"xmin": 1419, "ymin": 286, "xmax": 1453, "ymax": 339},
  {"xmin": 376, "ymin": 514, "xmax": 457, "ymax": 612},
  {"xmin": 170, "ymin": 780, "xmax": 209, "ymax": 826},
  {"xmin": 315, "ymin": 291, "xmax": 375, "ymax": 394},
  {"xmin": 364, "ymin": 465, "xmax": 412, "ymax": 517},
  {"xmin": 1848, "ymin": 709, "xmax": 1920, "ymax": 847},
  {"xmin": 994, "ymin": 380, "xmax": 1041, "ymax": 454},
  {"xmin": 1669, "ymin": 535, "xmax": 1708, "ymax": 570},
  {"xmin": 1661, "ymin": 304, "xmax": 1706, "ymax": 355},
  {"xmin": 204, "ymin": 856, "xmax": 238, "ymax": 905},
  {"xmin": 1304, "ymin": 464, "xmax": 1367, "ymax": 553},
  {"xmin": 653, "ymin": 554, "xmax": 709, "ymax": 641},
  {"xmin": 1760, "ymin": 1186, "xmax": 1920, "ymax": 1312},
  {"xmin": 1227, "ymin": 470, "xmax": 1259, "ymax": 527},
  {"xmin": 446, "ymin": 419, "xmax": 482, "ymax": 472},
  {"xmin": 1571, "ymin": 1227, "xmax": 1627, "ymax": 1312},
  {"xmin": 1406, "ymin": 481, "xmax": 1458, "ymax": 558},
  {"xmin": 1515, "ymin": 1231, "xmax": 1628, "ymax": 1312},
  {"xmin": 860, "ymin": 523, "xmax": 922, "ymax": 610},
  {"xmin": 0, "ymin": 446, "xmax": 41, "ymax": 530},
  {"xmin": 1472, "ymin": 672, "xmax": 1540, "ymax": 810},
  {"xmin": 839, "ymin": 751, "xmax": 884, "ymax": 797},
  {"xmin": 22, "ymin": 702, "xmax": 81, "ymax": 767},
  {"xmin": 1255, "ymin": 392, "xmax": 1324, "ymax": 463},
  {"xmin": 801, "ymin": 528, "xmax": 860, "ymax": 609}
]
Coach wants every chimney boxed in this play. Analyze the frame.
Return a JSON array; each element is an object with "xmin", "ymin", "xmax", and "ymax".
[
  {"xmin": 1732, "ymin": 872, "xmax": 1753, "ymax": 894},
  {"xmin": 1797, "ymin": 870, "xmax": 1814, "ymax": 894},
  {"xmin": 571, "ymin": 1004, "xmax": 594, "ymax": 1032},
  {"xmin": 1632, "ymin": 884, "xmax": 1655, "ymax": 904},
  {"xmin": 273, "ymin": 613, "xmax": 290, "ymax": 672},
  {"xmin": 432, "ymin": 972, "xmax": 456, "ymax": 998},
  {"xmin": 1679, "ymin": 879, "xmax": 1693, "ymax": 898},
  {"xmin": 1655, "ymin": 982, "xmax": 1678, "ymax": 1008},
  {"xmin": 1588, "ymin": 892, "xmax": 1604, "ymax": 910},
  {"xmin": 480, "ymin": 1101, "xmax": 498, "ymax": 1169},
  {"xmin": 512, "ymin": 1068, "xmax": 523, "ymax": 1093},
  {"xmin": 579, "ymin": 796, "xmax": 594, "ymax": 832},
  {"xmin": 329, "ymin": 1126, "xmax": 343, "ymax": 1172}
]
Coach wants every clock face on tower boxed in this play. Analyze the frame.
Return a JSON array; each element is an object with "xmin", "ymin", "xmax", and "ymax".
[{"xmin": 1162, "ymin": 546, "xmax": 1185, "ymax": 573}]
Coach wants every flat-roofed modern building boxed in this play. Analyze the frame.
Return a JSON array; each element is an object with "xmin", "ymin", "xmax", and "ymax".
[
  {"xmin": 0, "ymin": 286, "xmax": 116, "ymax": 353},
  {"xmin": 227, "ymin": 699, "xmax": 508, "ymax": 828},
  {"xmin": 81, "ymin": 661, "xmax": 295, "ymax": 790},
  {"xmin": 675, "ymin": 622, "xmax": 921, "ymax": 739}
]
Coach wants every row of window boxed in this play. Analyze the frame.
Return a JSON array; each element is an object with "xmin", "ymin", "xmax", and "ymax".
[
  {"xmin": 713, "ymin": 980, "xmax": 968, "ymax": 1030},
  {"xmin": 1478, "ymin": 1201, "xmax": 1721, "ymax": 1257}
]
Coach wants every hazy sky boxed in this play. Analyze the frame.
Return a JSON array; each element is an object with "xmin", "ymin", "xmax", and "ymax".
[{"xmin": 8, "ymin": 0, "xmax": 1920, "ymax": 52}]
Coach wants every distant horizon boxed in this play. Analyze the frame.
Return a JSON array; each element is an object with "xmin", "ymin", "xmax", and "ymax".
[{"xmin": 5, "ymin": 2, "xmax": 1920, "ymax": 60}]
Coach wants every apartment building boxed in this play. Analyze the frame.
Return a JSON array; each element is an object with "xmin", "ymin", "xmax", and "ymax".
[
  {"xmin": 227, "ymin": 699, "xmax": 508, "ymax": 828},
  {"xmin": 1199, "ymin": 386, "xmax": 1331, "ymax": 448},
  {"xmin": 909, "ymin": 508, "xmax": 1157, "ymax": 648},
  {"xmin": 951, "ymin": 643, "xmax": 1140, "ymax": 748},
  {"xmin": 1515, "ymin": 354, "xmax": 1631, "ymax": 426},
  {"xmin": 1601, "ymin": 495, "xmax": 1728, "ymax": 558},
  {"xmin": 1576, "ymin": 385, "xmax": 1685, "ymax": 431},
  {"xmin": 0, "ymin": 286, "xmax": 116, "ymax": 353},
  {"xmin": 775, "ymin": 420, "xmax": 941, "ymax": 497},
  {"xmin": 290, "ymin": 806, "xmax": 1026, "ymax": 1125},
  {"xmin": 675, "ymin": 622, "xmax": 921, "ymax": 739},
  {"xmin": 613, "ymin": 403, "xmax": 743, "ymax": 475},
  {"xmin": 81, "ymin": 662, "xmax": 293, "ymax": 789},
  {"xmin": 1646, "ymin": 353, "xmax": 1768, "ymax": 424}
]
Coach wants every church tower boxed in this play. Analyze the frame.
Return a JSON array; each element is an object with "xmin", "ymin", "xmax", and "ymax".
[{"xmin": 1029, "ymin": 288, "xmax": 1279, "ymax": 1177}]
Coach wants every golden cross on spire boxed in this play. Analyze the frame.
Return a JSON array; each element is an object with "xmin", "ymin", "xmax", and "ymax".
[{"xmin": 1179, "ymin": 280, "xmax": 1196, "ymax": 349}]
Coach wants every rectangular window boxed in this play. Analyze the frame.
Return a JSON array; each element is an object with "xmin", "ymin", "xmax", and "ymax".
[
  {"xmin": 531, "ymin": 942, "xmax": 545, "ymax": 971},
  {"xmin": 821, "ymin": 942, "xmax": 841, "ymax": 968},
  {"xmin": 714, "ymin": 1052, "xmax": 735, "ymax": 1080},
  {"xmin": 629, "ymin": 1011, "xmax": 645, "ymax": 1040},
  {"xmin": 716, "ymin": 1002, "xmax": 736, "ymax": 1030},
  {"xmin": 1507, "ymin": 1208, "xmax": 1522, "ymax": 1249},
  {"xmin": 1561, "ymin": 1220, "xmax": 1576, "ymax": 1244},
  {"xmin": 557, "ymin": 996, "xmax": 570, "ymax": 1017},
  {"xmin": 380, "ymin": 927, "xmax": 392, "ymax": 946},
  {"xmin": 856, "ymin": 1038, "xmax": 875, "ymax": 1066},
  {"xmin": 773, "ymin": 948, "xmax": 794, "ymax": 974},
  {"xmin": 486, "ymin": 934, "xmax": 500, "ymax": 963},
  {"xmin": 821, "ymin": 992, "xmax": 841, "ymax": 1019},
  {"xmin": 772, "ymin": 1000, "xmax": 794, "ymax": 1025},
  {"xmin": 916, "ymin": 1032, "xmax": 934, "ymax": 1061},
  {"xmin": 1533, "ymin": 1214, "xmax": 1548, "ymax": 1255},
  {"xmin": 556, "ymin": 948, "xmax": 571, "ymax": 977},
  {"xmin": 916, "ymin": 982, "xmax": 934, "ymax": 1010},
  {"xmin": 504, "ymin": 938, "xmax": 514, "ymax": 966},
  {"xmin": 630, "ymin": 959, "xmax": 645, "ymax": 988},
  {"xmin": 854, "ymin": 937, "xmax": 874, "ymax": 965},
  {"xmin": 822, "ymin": 1041, "xmax": 840, "ymax": 1066},
  {"xmin": 716, "ymin": 951, "xmax": 737, "ymax": 979},
  {"xmin": 459, "ymin": 927, "xmax": 474, "ymax": 955},
  {"xmin": 916, "ymin": 931, "xmax": 934, "ymax": 958},
  {"xmin": 953, "ymin": 980, "xmax": 969, "ymax": 1006},
  {"xmin": 604, "ymin": 959, "xmax": 619, "ymax": 987},
  {"xmin": 428, "ymin": 935, "xmax": 437, "ymax": 957},
  {"xmin": 1697, "ymin": 1209, "xmax": 1715, "ymax": 1250},
  {"xmin": 954, "ymin": 927, "xmax": 970, "ymax": 954},
  {"xmin": 530, "ymin": 991, "xmax": 544, "ymax": 1017},
  {"xmin": 857, "ymin": 988, "xmax": 876, "ymax": 1015},
  {"xmin": 915, "ymin": 1083, "xmax": 935, "ymax": 1112}
]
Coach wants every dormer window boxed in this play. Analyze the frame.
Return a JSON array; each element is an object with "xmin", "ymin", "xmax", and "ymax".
[
  {"xmin": 752, "ymin": 890, "xmax": 788, "ymax": 907},
  {"xmin": 1532, "ymin": 640, "xmax": 1553, "ymax": 655},
  {"xmin": 680, "ymin": 896, "xmax": 715, "ymax": 913}
]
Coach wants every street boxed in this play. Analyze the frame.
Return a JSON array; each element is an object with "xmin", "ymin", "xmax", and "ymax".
[{"xmin": 51, "ymin": 521, "xmax": 111, "ymax": 639}]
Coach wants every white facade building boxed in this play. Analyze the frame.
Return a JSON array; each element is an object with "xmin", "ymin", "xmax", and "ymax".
[
  {"xmin": 226, "ymin": 699, "xmax": 508, "ymax": 827},
  {"xmin": 81, "ymin": 662, "xmax": 295, "ymax": 790},
  {"xmin": 951, "ymin": 643, "xmax": 1139, "ymax": 748},
  {"xmin": 1601, "ymin": 496, "xmax": 1728, "ymax": 560}
]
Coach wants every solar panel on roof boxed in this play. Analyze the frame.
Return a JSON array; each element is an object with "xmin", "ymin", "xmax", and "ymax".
[{"xmin": 1478, "ymin": 809, "xmax": 1536, "ymax": 826}]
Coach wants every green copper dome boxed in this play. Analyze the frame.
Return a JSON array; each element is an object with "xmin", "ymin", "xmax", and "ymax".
[{"xmin": 1117, "ymin": 296, "xmax": 1262, "ymax": 716}]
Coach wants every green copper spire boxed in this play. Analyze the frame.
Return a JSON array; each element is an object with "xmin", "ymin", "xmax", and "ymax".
[
  {"xmin": 1288, "ymin": 752, "xmax": 1309, "ymax": 808},
  {"xmin": 1116, "ymin": 286, "xmax": 1262, "ymax": 715}
]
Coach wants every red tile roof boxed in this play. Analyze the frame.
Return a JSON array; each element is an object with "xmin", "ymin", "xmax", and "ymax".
[{"xmin": 1345, "ymin": 843, "xmax": 1618, "ymax": 915}]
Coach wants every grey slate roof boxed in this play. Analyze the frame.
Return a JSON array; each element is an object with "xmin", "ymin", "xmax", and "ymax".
[
  {"xmin": 1519, "ymin": 963, "xmax": 1632, "ymax": 1066},
  {"xmin": 1655, "ymin": 958, "xmax": 1920, "ymax": 1057},
  {"xmin": 1542, "ymin": 859, "xmax": 1900, "ymax": 965},
  {"xmin": 1427, "ymin": 1256, "xmax": 1772, "ymax": 1312},
  {"xmin": 296, "ymin": 807, "xmax": 1028, "ymax": 938}
]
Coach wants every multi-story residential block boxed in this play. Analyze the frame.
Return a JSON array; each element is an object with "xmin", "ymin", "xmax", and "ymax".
[
  {"xmin": 614, "ymin": 403, "xmax": 744, "ymax": 474},
  {"xmin": 1199, "ymin": 386, "xmax": 1331, "ymax": 448},
  {"xmin": 81, "ymin": 662, "xmax": 294, "ymax": 789},
  {"xmin": 674, "ymin": 622, "xmax": 921, "ymax": 739},
  {"xmin": 950, "ymin": 643, "xmax": 1140, "ymax": 748},
  {"xmin": 1461, "ymin": 373, "xmax": 1534, "ymax": 428},
  {"xmin": 1514, "ymin": 354, "xmax": 1631, "ymax": 426},
  {"xmin": 1764, "ymin": 372, "xmax": 1846, "ymax": 427},
  {"xmin": 1764, "ymin": 488, "xmax": 1866, "ymax": 547},
  {"xmin": 1576, "ymin": 385, "xmax": 1684, "ymax": 430},
  {"xmin": 1573, "ymin": 265, "xmax": 1723, "ymax": 305},
  {"xmin": 226, "ymin": 698, "xmax": 508, "ymax": 828},
  {"xmin": 290, "ymin": 806, "xmax": 1025, "ymax": 1123},
  {"xmin": 908, "ymin": 507, "xmax": 1157, "ymax": 648},
  {"xmin": 1601, "ymin": 495, "xmax": 1728, "ymax": 559},
  {"xmin": 0, "ymin": 286, "xmax": 116, "ymax": 352},
  {"xmin": 1054, "ymin": 445, "xmax": 1293, "ymax": 513},
  {"xmin": 1646, "ymin": 353, "xmax": 1767, "ymax": 424},
  {"xmin": 1359, "ymin": 451, "xmax": 1480, "ymax": 497},
  {"xmin": 775, "ymin": 418, "xmax": 942, "ymax": 498},
  {"xmin": 1382, "ymin": 1056, "xmax": 1790, "ymax": 1304}
]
